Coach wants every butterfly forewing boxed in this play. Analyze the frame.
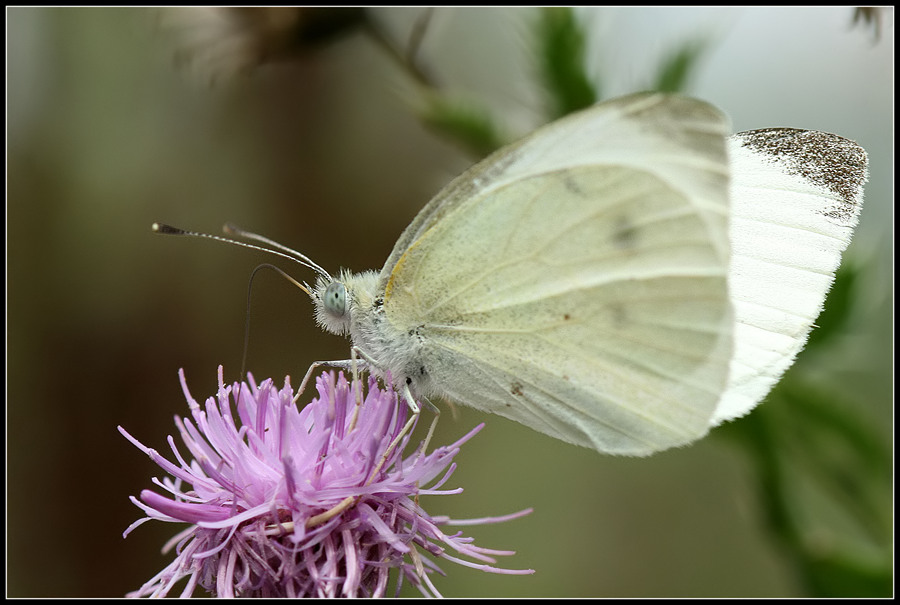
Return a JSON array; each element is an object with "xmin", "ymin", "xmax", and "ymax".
[
  {"xmin": 715, "ymin": 129, "xmax": 867, "ymax": 423},
  {"xmin": 381, "ymin": 94, "xmax": 734, "ymax": 455},
  {"xmin": 380, "ymin": 93, "xmax": 733, "ymax": 290}
]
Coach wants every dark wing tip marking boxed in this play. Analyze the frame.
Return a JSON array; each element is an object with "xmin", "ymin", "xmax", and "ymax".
[{"xmin": 734, "ymin": 128, "xmax": 868, "ymax": 224}]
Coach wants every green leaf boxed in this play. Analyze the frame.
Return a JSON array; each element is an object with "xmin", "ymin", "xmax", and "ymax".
[
  {"xmin": 801, "ymin": 551, "xmax": 892, "ymax": 597},
  {"xmin": 716, "ymin": 379, "xmax": 892, "ymax": 597},
  {"xmin": 651, "ymin": 37, "xmax": 708, "ymax": 93},
  {"xmin": 804, "ymin": 263, "xmax": 860, "ymax": 351},
  {"xmin": 419, "ymin": 97, "xmax": 505, "ymax": 158},
  {"xmin": 534, "ymin": 7, "xmax": 598, "ymax": 118}
]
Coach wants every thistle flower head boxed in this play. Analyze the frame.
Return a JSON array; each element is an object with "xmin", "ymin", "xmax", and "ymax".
[{"xmin": 120, "ymin": 367, "xmax": 532, "ymax": 597}]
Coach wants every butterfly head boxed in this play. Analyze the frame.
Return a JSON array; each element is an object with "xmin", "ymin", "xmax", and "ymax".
[
  {"xmin": 314, "ymin": 276, "xmax": 350, "ymax": 336},
  {"xmin": 313, "ymin": 269, "xmax": 380, "ymax": 338}
]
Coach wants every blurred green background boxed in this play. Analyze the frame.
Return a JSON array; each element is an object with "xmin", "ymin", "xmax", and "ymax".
[{"xmin": 7, "ymin": 7, "xmax": 893, "ymax": 598}]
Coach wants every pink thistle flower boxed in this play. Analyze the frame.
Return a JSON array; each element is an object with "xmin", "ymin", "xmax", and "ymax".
[{"xmin": 120, "ymin": 367, "xmax": 533, "ymax": 597}]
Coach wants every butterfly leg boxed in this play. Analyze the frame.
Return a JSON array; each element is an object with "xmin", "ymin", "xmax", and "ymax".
[
  {"xmin": 291, "ymin": 358, "xmax": 369, "ymax": 405},
  {"xmin": 418, "ymin": 399, "xmax": 440, "ymax": 455},
  {"xmin": 349, "ymin": 346, "xmax": 367, "ymax": 423}
]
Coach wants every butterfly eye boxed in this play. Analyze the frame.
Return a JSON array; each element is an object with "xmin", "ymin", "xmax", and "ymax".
[{"xmin": 323, "ymin": 282, "xmax": 347, "ymax": 318}]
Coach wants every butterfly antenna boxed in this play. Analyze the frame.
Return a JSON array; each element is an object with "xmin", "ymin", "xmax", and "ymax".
[
  {"xmin": 223, "ymin": 223, "xmax": 332, "ymax": 280},
  {"xmin": 237, "ymin": 262, "xmax": 312, "ymax": 377},
  {"xmin": 152, "ymin": 222, "xmax": 330, "ymax": 284},
  {"xmin": 152, "ymin": 223, "xmax": 320, "ymax": 379}
]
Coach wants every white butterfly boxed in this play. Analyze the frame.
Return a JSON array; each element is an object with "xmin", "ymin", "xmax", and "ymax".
[{"xmin": 157, "ymin": 92, "xmax": 867, "ymax": 456}]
